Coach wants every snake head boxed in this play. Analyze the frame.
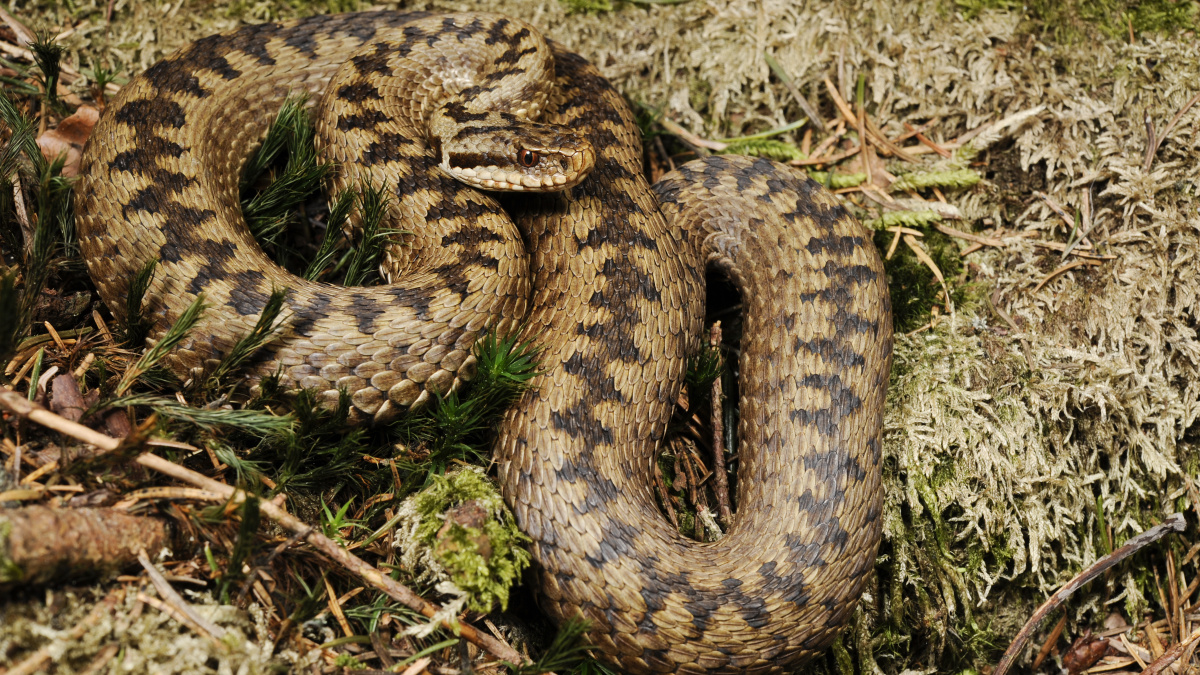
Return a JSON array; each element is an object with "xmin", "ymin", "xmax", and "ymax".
[{"xmin": 431, "ymin": 113, "xmax": 596, "ymax": 192}]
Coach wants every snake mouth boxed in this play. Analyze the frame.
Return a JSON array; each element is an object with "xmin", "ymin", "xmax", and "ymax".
[{"xmin": 446, "ymin": 145, "xmax": 596, "ymax": 191}]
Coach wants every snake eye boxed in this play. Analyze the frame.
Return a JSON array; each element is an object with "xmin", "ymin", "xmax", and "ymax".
[{"xmin": 518, "ymin": 149, "xmax": 540, "ymax": 167}]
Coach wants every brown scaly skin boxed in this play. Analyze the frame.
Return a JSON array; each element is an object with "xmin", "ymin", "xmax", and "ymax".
[{"xmin": 75, "ymin": 12, "xmax": 892, "ymax": 673}]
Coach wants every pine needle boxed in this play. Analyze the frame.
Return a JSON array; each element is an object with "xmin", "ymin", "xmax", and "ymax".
[
  {"xmin": 115, "ymin": 295, "xmax": 207, "ymax": 396},
  {"xmin": 123, "ymin": 258, "xmax": 158, "ymax": 347},
  {"xmin": 205, "ymin": 287, "xmax": 289, "ymax": 391},
  {"xmin": 303, "ymin": 189, "xmax": 355, "ymax": 281},
  {"xmin": 342, "ymin": 182, "xmax": 393, "ymax": 287}
]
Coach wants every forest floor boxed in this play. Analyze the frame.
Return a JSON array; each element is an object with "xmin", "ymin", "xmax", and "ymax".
[{"xmin": 1, "ymin": 0, "xmax": 1199, "ymax": 673}]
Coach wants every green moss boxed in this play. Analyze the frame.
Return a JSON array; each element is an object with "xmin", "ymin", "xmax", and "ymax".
[
  {"xmin": 951, "ymin": 0, "xmax": 1199, "ymax": 41},
  {"xmin": 688, "ymin": 77, "xmax": 712, "ymax": 115},
  {"xmin": 873, "ymin": 229, "xmax": 965, "ymax": 332},
  {"xmin": 889, "ymin": 169, "xmax": 981, "ymax": 193},
  {"xmin": 719, "ymin": 139, "xmax": 805, "ymax": 162},
  {"xmin": 0, "ymin": 518, "xmax": 23, "ymax": 584},
  {"xmin": 408, "ymin": 468, "xmax": 531, "ymax": 614},
  {"xmin": 334, "ymin": 653, "xmax": 366, "ymax": 668},
  {"xmin": 808, "ymin": 170, "xmax": 868, "ymax": 189}
]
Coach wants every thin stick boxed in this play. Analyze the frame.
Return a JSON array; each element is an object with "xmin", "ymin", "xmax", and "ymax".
[
  {"xmin": 1142, "ymin": 90, "xmax": 1200, "ymax": 171},
  {"xmin": 1138, "ymin": 628, "xmax": 1200, "ymax": 675},
  {"xmin": 1143, "ymin": 112, "xmax": 1158, "ymax": 173},
  {"xmin": 136, "ymin": 592, "xmax": 225, "ymax": 649},
  {"xmin": 1032, "ymin": 614, "xmax": 1067, "ymax": 669},
  {"xmin": 992, "ymin": 513, "xmax": 1188, "ymax": 675},
  {"xmin": 903, "ymin": 121, "xmax": 952, "ymax": 158},
  {"xmin": 791, "ymin": 145, "xmax": 861, "ymax": 167},
  {"xmin": 658, "ymin": 118, "xmax": 726, "ymax": 152},
  {"xmin": 824, "ymin": 77, "xmax": 863, "ymax": 153},
  {"xmin": 138, "ymin": 550, "xmax": 228, "ymax": 641},
  {"xmin": 934, "ymin": 223, "xmax": 1003, "ymax": 247},
  {"xmin": 0, "ymin": 390, "xmax": 531, "ymax": 667},
  {"xmin": 12, "ymin": 177, "xmax": 33, "ymax": 261},
  {"xmin": 708, "ymin": 321, "xmax": 732, "ymax": 526}
]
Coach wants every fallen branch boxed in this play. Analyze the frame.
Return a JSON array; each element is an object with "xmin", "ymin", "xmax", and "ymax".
[
  {"xmin": 0, "ymin": 505, "xmax": 170, "ymax": 589},
  {"xmin": 993, "ymin": 513, "xmax": 1187, "ymax": 675},
  {"xmin": 0, "ymin": 390, "xmax": 532, "ymax": 668}
]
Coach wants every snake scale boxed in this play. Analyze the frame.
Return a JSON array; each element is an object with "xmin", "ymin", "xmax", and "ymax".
[{"xmin": 76, "ymin": 11, "xmax": 892, "ymax": 673}]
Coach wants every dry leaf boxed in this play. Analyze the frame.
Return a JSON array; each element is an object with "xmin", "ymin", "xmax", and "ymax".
[{"xmin": 36, "ymin": 105, "xmax": 99, "ymax": 177}]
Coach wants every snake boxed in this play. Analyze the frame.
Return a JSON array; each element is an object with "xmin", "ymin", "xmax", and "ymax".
[{"xmin": 75, "ymin": 11, "xmax": 893, "ymax": 674}]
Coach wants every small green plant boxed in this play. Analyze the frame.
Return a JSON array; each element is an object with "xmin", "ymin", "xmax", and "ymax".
[
  {"xmin": 84, "ymin": 59, "xmax": 120, "ymax": 99},
  {"xmin": 216, "ymin": 495, "xmax": 261, "ymax": 602},
  {"xmin": 101, "ymin": 393, "xmax": 292, "ymax": 436},
  {"xmin": 303, "ymin": 189, "xmax": 355, "ymax": 281},
  {"xmin": 123, "ymin": 258, "xmax": 159, "ymax": 348},
  {"xmin": 29, "ymin": 30, "xmax": 64, "ymax": 109},
  {"xmin": 204, "ymin": 287, "xmax": 289, "ymax": 391},
  {"xmin": 508, "ymin": 618, "xmax": 613, "ymax": 675},
  {"xmin": 240, "ymin": 96, "xmax": 332, "ymax": 258},
  {"xmin": 321, "ymin": 497, "xmax": 361, "ymax": 545},
  {"xmin": 341, "ymin": 182, "xmax": 393, "ymax": 287},
  {"xmin": 393, "ymin": 330, "xmax": 541, "ymax": 475},
  {"xmin": 114, "ymin": 295, "xmax": 207, "ymax": 395},
  {"xmin": 252, "ymin": 387, "xmax": 368, "ymax": 492}
]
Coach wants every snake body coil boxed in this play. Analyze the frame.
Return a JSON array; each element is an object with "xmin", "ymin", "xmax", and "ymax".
[{"xmin": 77, "ymin": 12, "xmax": 892, "ymax": 673}]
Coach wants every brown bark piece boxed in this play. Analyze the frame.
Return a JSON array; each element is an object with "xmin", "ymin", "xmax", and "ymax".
[
  {"xmin": 49, "ymin": 373, "xmax": 86, "ymax": 422},
  {"xmin": 0, "ymin": 505, "xmax": 170, "ymax": 590}
]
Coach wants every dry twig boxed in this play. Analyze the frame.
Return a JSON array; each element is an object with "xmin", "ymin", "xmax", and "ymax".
[
  {"xmin": 993, "ymin": 513, "xmax": 1187, "ymax": 675},
  {"xmin": 0, "ymin": 390, "xmax": 532, "ymax": 668},
  {"xmin": 707, "ymin": 322, "xmax": 732, "ymax": 526}
]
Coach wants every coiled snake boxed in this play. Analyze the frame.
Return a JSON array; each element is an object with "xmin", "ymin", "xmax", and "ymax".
[{"xmin": 76, "ymin": 11, "xmax": 892, "ymax": 673}]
